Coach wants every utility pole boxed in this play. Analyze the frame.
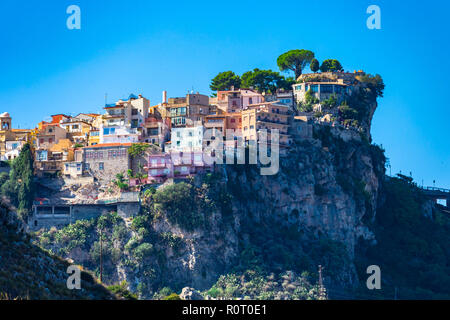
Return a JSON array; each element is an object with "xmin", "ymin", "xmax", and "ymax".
[
  {"xmin": 100, "ymin": 227, "xmax": 103, "ymax": 283},
  {"xmin": 318, "ymin": 265, "xmax": 326, "ymax": 300}
]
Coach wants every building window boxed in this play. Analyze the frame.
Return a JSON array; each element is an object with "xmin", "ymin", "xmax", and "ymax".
[
  {"xmin": 131, "ymin": 108, "xmax": 138, "ymax": 115},
  {"xmin": 99, "ymin": 162, "xmax": 104, "ymax": 170},
  {"xmin": 321, "ymin": 84, "xmax": 333, "ymax": 93}
]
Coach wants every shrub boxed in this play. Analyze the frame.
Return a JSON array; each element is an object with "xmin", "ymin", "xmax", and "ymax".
[
  {"xmin": 153, "ymin": 182, "xmax": 203, "ymax": 231},
  {"xmin": 322, "ymin": 94, "xmax": 338, "ymax": 109},
  {"xmin": 338, "ymin": 104, "xmax": 358, "ymax": 120},
  {"xmin": 107, "ymin": 281, "xmax": 138, "ymax": 300},
  {"xmin": 132, "ymin": 243, "xmax": 153, "ymax": 262},
  {"xmin": 164, "ymin": 293, "xmax": 181, "ymax": 300}
]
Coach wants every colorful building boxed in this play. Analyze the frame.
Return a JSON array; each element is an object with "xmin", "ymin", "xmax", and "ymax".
[
  {"xmin": 141, "ymin": 151, "xmax": 212, "ymax": 184},
  {"xmin": 36, "ymin": 124, "xmax": 67, "ymax": 150},
  {"xmin": 212, "ymin": 88, "xmax": 264, "ymax": 113},
  {"xmin": 164, "ymin": 92, "xmax": 210, "ymax": 128},
  {"xmin": 293, "ymin": 71, "xmax": 364, "ymax": 106},
  {"xmin": 100, "ymin": 94, "xmax": 149, "ymax": 144},
  {"xmin": 241, "ymin": 102, "xmax": 292, "ymax": 147}
]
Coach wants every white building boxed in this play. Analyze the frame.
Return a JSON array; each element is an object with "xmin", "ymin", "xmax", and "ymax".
[
  {"xmin": 170, "ymin": 125, "xmax": 204, "ymax": 152},
  {"xmin": 1, "ymin": 140, "xmax": 25, "ymax": 161},
  {"xmin": 100, "ymin": 94, "xmax": 149, "ymax": 144},
  {"xmin": 100, "ymin": 126, "xmax": 140, "ymax": 144}
]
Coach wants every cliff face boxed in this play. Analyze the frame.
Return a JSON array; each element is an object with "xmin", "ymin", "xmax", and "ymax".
[
  {"xmin": 32, "ymin": 123, "xmax": 386, "ymax": 298},
  {"xmin": 141, "ymin": 126, "xmax": 385, "ymax": 293}
]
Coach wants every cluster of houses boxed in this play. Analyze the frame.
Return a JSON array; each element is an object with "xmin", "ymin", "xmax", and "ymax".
[{"xmin": 0, "ymin": 71, "xmax": 366, "ymax": 187}]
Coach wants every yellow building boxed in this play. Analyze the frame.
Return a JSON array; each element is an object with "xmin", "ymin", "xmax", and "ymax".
[
  {"xmin": 59, "ymin": 120, "xmax": 93, "ymax": 145},
  {"xmin": 88, "ymin": 129, "xmax": 100, "ymax": 145},
  {"xmin": 241, "ymin": 102, "xmax": 292, "ymax": 147},
  {"xmin": 0, "ymin": 113, "xmax": 35, "ymax": 159}
]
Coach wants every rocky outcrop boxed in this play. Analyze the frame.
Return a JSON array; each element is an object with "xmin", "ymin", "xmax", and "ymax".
[{"xmin": 180, "ymin": 287, "xmax": 204, "ymax": 300}]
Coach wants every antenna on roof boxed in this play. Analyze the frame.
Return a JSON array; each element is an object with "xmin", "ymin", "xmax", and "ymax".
[{"xmin": 105, "ymin": 93, "xmax": 108, "ymax": 106}]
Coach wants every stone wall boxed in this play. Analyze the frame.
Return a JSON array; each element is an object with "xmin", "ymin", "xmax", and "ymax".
[{"xmin": 29, "ymin": 203, "xmax": 119, "ymax": 230}]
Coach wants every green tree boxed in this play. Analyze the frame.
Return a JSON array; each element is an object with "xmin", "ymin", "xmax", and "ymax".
[
  {"xmin": 7, "ymin": 144, "xmax": 35, "ymax": 219},
  {"xmin": 304, "ymin": 89, "xmax": 319, "ymax": 105},
  {"xmin": 153, "ymin": 182, "xmax": 202, "ymax": 231},
  {"xmin": 128, "ymin": 143, "xmax": 150, "ymax": 181},
  {"xmin": 319, "ymin": 59, "xmax": 344, "ymax": 72},
  {"xmin": 338, "ymin": 104, "xmax": 358, "ymax": 120},
  {"xmin": 358, "ymin": 74, "xmax": 385, "ymax": 97},
  {"xmin": 210, "ymin": 71, "xmax": 241, "ymax": 92},
  {"xmin": 128, "ymin": 143, "xmax": 150, "ymax": 159},
  {"xmin": 277, "ymin": 49, "xmax": 315, "ymax": 79},
  {"xmin": 310, "ymin": 58, "xmax": 320, "ymax": 73},
  {"xmin": 114, "ymin": 172, "xmax": 128, "ymax": 191},
  {"xmin": 241, "ymin": 68, "xmax": 288, "ymax": 93}
]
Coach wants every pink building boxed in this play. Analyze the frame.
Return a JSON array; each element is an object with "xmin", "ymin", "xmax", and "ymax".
[
  {"xmin": 214, "ymin": 89, "xmax": 264, "ymax": 113},
  {"xmin": 141, "ymin": 151, "xmax": 213, "ymax": 184}
]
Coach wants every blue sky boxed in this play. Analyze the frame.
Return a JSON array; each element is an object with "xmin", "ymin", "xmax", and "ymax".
[{"xmin": 0, "ymin": 0, "xmax": 449, "ymax": 187}]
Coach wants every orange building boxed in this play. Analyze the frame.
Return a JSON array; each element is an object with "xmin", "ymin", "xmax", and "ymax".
[{"xmin": 241, "ymin": 102, "xmax": 292, "ymax": 147}]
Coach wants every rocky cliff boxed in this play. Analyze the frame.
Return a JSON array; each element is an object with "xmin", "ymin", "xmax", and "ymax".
[{"xmin": 32, "ymin": 121, "xmax": 388, "ymax": 299}]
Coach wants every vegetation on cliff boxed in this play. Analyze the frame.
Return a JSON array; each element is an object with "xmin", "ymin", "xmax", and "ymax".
[
  {"xmin": 355, "ymin": 176, "xmax": 450, "ymax": 299},
  {"xmin": 0, "ymin": 203, "xmax": 114, "ymax": 300},
  {"xmin": 0, "ymin": 143, "xmax": 35, "ymax": 220}
]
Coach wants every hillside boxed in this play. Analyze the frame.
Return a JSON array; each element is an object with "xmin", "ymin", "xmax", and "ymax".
[{"xmin": 0, "ymin": 202, "xmax": 115, "ymax": 300}]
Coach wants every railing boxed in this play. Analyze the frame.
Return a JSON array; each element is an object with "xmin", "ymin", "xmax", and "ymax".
[
  {"xmin": 257, "ymin": 118, "xmax": 288, "ymax": 125},
  {"xmin": 423, "ymin": 186, "xmax": 450, "ymax": 193}
]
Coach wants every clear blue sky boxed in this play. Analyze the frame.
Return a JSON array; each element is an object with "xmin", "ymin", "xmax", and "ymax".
[{"xmin": 0, "ymin": 0, "xmax": 449, "ymax": 187}]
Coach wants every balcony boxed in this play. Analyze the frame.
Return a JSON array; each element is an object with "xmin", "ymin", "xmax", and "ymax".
[
  {"xmin": 146, "ymin": 162, "xmax": 168, "ymax": 169},
  {"xmin": 256, "ymin": 118, "xmax": 289, "ymax": 125}
]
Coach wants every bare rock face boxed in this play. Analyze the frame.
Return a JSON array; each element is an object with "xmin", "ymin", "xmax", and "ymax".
[{"xmin": 180, "ymin": 287, "xmax": 204, "ymax": 300}]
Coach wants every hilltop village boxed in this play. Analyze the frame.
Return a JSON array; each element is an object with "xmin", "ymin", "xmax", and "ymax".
[{"xmin": 0, "ymin": 70, "xmax": 382, "ymax": 229}]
